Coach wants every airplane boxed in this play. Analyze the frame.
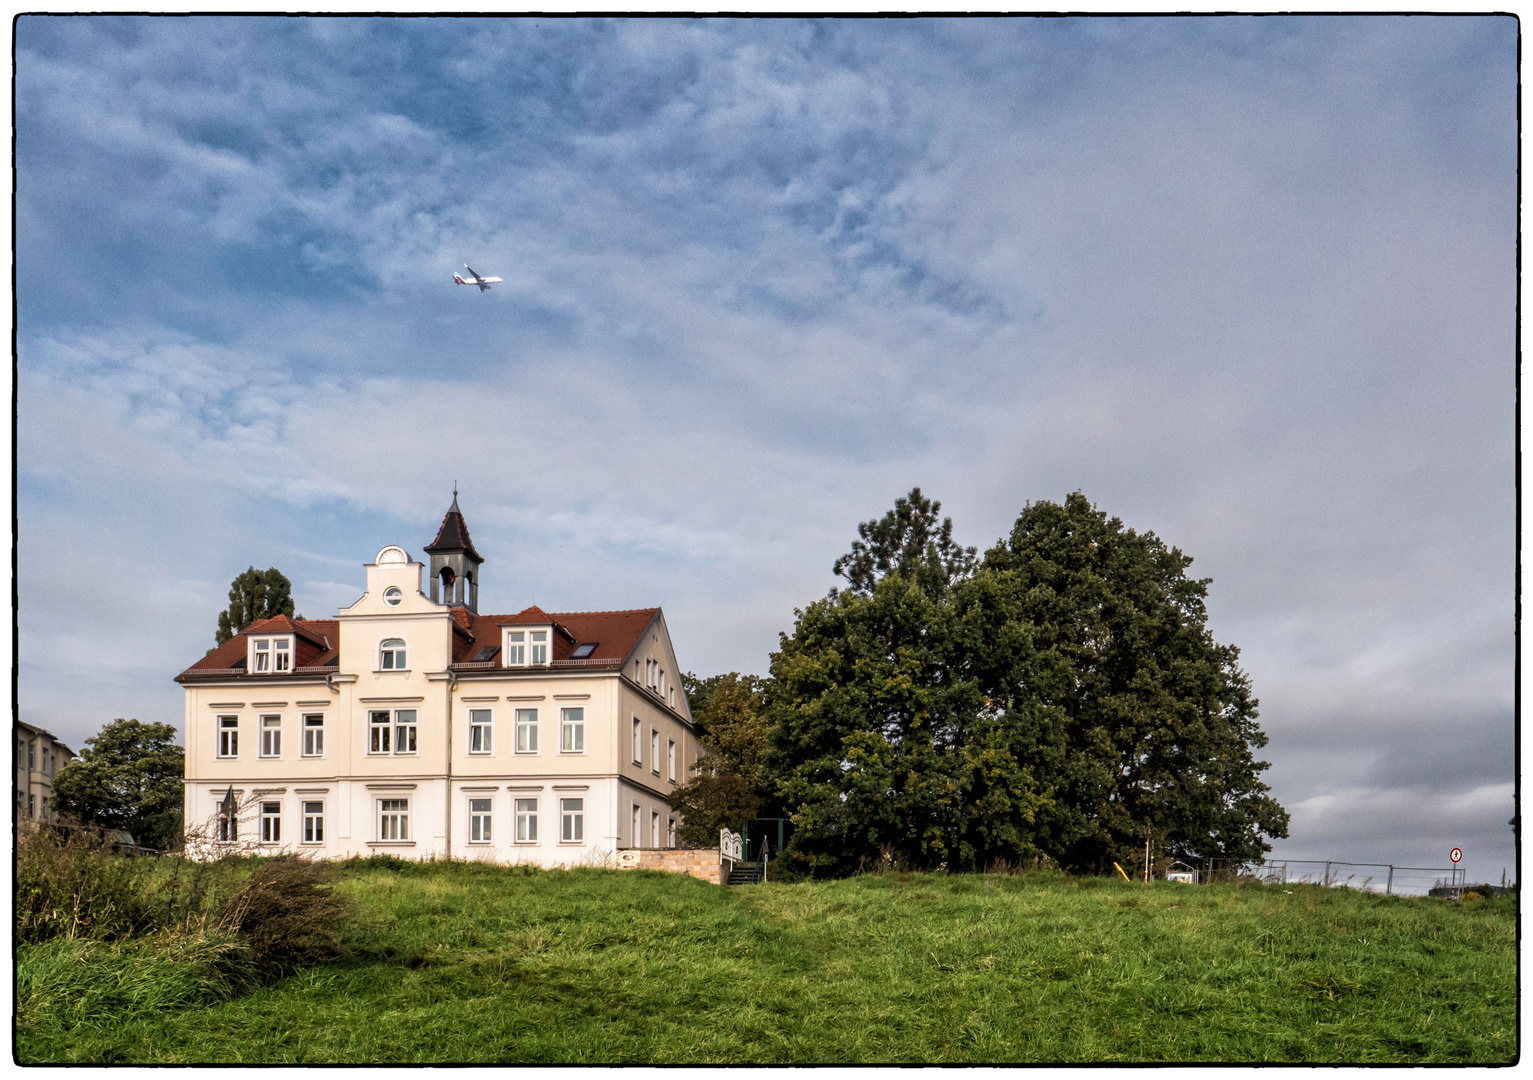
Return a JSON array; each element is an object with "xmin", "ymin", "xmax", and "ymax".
[{"xmin": 454, "ymin": 265, "xmax": 503, "ymax": 292}]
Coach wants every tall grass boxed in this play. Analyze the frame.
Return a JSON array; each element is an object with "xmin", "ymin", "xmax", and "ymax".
[
  {"xmin": 16, "ymin": 861, "xmax": 1515, "ymax": 1064},
  {"xmin": 15, "ymin": 824, "xmax": 352, "ymax": 1049}
]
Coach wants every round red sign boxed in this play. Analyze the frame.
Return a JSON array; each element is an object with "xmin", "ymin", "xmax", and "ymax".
[{"xmin": 1450, "ymin": 848, "xmax": 1462, "ymax": 863}]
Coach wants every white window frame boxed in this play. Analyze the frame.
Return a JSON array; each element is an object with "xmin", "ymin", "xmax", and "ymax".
[
  {"xmin": 219, "ymin": 802, "xmax": 237, "ymax": 842},
  {"xmin": 368, "ymin": 710, "xmax": 392, "ymax": 754},
  {"xmin": 515, "ymin": 708, "xmax": 539, "ymax": 754},
  {"xmin": 260, "ymin": 801, "xmax": 281, "ymax": 844},
  {"xmin": 529, "ymin": 630, "xmax": 549, "ymax": 665},
  {"xmin": 560, "ymin": 798, "xmax": 584, "ymax": 843},
  {"xmin": 503, "ymin": 630, "xmax": 526, "ymax": 666},
  {"xmin": 468, "ymin": 798, "xmax": 493, "ymax": 844},
  {"xmin": 368, "ymin": 709, "xmax": 417, "ymax": 755},
  {"xmin": 249, "ymin": 636, "xmax": 293, "ymax": 674},
  {"xmin": 378, "ymin": 798, "xmax": 410, "ymax": 841},
  {"xmin": 669, "ymin": 817, "xmax": 677, "ymax": 846},
  {"xmin": 259, "ymin": 714, "xmax": 282, "ymax": 759},
  {"xmin": 651, "ymin": 728, "xmax": 660, "ymax": 774},
  {"xmin": 302, "ymin": 713, "xmax": 324, "ymax": 757},
  {"xmin": 560, "ymin": 708, "xmax": 585, "ymax": 753},
  {"xmin": 651, "ymin": 810, "xmax": 661, "ymax": 847},
  {"xmin": 668, "ymin": 739, "xmax": 676, "ymax": 782},
  {"xmin": 469, "ymin": 709, "xmax": 493, "ymax": 755},
  {"xmin": 632, "ymin": 803, "xmax": 641, "ymax": 846},
  {"xmin": 217, "ymin": 715, "xmax": 239, "ymax": 759},
  {"xmin": 515, "ymin": 798, "xmax": 538, "ymax": 843},
  {"xmin": 379, "ymin": 637, "xmax": 408, "ymax": 671},
  {"xmin": 632, "ymin": 717, "xmax": 643, "ymax": 764},
  {"xmin": 302, "ymin": 801, "xmax": 324, "ymax": 844}
]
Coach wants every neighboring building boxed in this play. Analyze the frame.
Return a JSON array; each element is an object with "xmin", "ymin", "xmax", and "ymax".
[
  {"xmin": 176, "ymin": 497, "xmax": 702, "ymax": 865},
  {"xmin": 16, "ymin": 721, "xmax": 76, "ymax": 824}
]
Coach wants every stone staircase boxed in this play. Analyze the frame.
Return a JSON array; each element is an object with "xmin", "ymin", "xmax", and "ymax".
[{"xmin": 727, "ymin": 859, "xmax": 764, "ymax": 885}]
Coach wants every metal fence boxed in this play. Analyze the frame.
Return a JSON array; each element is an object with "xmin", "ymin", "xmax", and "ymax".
[{"xmin": 1189, "ymin": 857, "xmax": 1473, "ymax": 897}]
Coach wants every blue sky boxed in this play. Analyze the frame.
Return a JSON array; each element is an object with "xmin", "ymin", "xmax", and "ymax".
[{"xmin": 16, "ymin": 15, "xmax": 1516, "ymax": 886}]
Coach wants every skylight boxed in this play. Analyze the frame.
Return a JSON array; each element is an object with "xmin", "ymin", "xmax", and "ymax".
[
  {"xmin": 570, "ymin": 643, "xmax": 597, "ymax": 659},
  {"xmin": 472, "ymin": 645, "xmax": 501, "ymax": 662}
]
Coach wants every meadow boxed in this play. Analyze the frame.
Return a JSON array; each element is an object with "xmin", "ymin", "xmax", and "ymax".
[{"xmin": 16, "ymin": 858, "xmax": 1516, "ymax": 1064}]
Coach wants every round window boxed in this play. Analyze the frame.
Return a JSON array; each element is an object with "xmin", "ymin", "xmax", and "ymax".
[{"xmin": 384, "ymin": 587, "xmax": 403, "ymax": 607}]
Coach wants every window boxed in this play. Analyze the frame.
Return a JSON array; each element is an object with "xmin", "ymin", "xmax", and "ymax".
[
  {"xmin": 28, "ymin": 793, "xmax": 35, "ymax": 817},
  {"xmin": 219, "ymin": 804, "xmax": 237, "ymax": 842},
  {"xmin": 394, "ymin": 710, "xmax": 418, "ymax": 754},
  {"xmin": 560, "ymin": 708, "xmax": 584, "ymax": 753},
  {"xmin": 651, "ymin": 729, "xmax": 660, "ymax": 774},
  {"xmin": 384, "ymin": 586, "xmax": 403, "ymax": 606},
  {"xmin": 302, "ymin": 714, "xmax": 324, "ymax": 757},
  {"xmin": 530, "ymin": 631, "xmax": 548, "ymax": 665},
  {"xmin": 28, "ymin": 743, "xmax": 35, "ymax": 768},
  {"xmin": 632, "ymin": 804, "xmax": 641, "ymax": 846},
  {"xmin": 378, "ymin": 799, "xmax": 409, "ymax": 841},
  {"xmin": 469, "ymin": 710, "xmax": 493, "ymax": 754},
  {"xmin": 632, "ymin": 717, "xmax": 642, "ymax": 763},
  {"xmin": 380, "ymin": 638, "xmax": 407, "ymax": 670},
  {"xmin": 254, "ymin": 639, "xmax": 270, "ymax": 673},
  {"xmin": 274, "ymin": 639, "xmax": 291, "ymax": 672},
  {"xmin": 261, "ymin": 802, "xmax": 281, "ymax": 843},
  {"xmin": 515, "ymin": 798, "xmax": 538, "ymax": 842},
  {"xmin": 469, "ymin": 798, "xmax": 492, "ymax": 843},
  {"xmin": 369, "ymin": 710, "xmax": 416, "ymax": 754},
  {"xmin": 651, "ymin": 811, "xmax": 661, "ymax": 847},
  {"xmin": 260, "ymin": 715, "xmax": 282, "ymax": 758},
  {"xmin": 571, "ymin": 642, "xmax": 597, "ymax": 659},
  {"xmin": 217, "ymin": 716, "xmax": 239, "ymax": 758},
  {"xmin": 669, "ymin": 817, "xmax": 677, "ymax": 846},
  {"xmin": 369, "ymin": 710, "xmax": 391, "ymax": 754},
  {"xmin": 303, "ymin": 802, "xmax": 324, "ymax": 844},
  {"xmin": 668, "ymin": 739, "xmax": 676, "ymax": 782},
  {"xmin": 515, "ymin": 709, "xmax": 538, "ymax": 753},
  {"xmin": 561, "ymin": 798, "xmax": 584, "ymax": 842},
  {"xmin": 505, "ymin": 632, "xmax": 526, "ymax": 666}
]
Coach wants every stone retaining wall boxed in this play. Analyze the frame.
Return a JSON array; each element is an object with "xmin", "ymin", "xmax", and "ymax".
[{"xmin": 617, "ymin": 847, "xmax": 725, "ymax": 885}]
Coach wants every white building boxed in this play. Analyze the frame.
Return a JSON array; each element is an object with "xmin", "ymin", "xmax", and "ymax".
[{"xmin": 177, "ymin": 497, "xmax": 701, "ymax": 864}]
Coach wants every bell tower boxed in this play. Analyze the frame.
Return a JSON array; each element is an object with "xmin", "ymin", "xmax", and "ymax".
[{"xmin": 423, "ymin": 489, "xmax": 484, "ymax": 612}]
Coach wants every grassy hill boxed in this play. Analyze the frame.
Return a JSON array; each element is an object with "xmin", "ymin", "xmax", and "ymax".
[{"xmin": 17, "ymin": 859, "xmax": 1516, "ymax": 1063}]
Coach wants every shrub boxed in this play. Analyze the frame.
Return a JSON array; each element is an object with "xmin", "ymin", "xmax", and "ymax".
[
  {"xmin": 15, "ymin": 825, "xmax": 154, "ymax": 943},
  {"xmin": 222, "ymin": 856, "xmax": 350, "ymax": 973}
]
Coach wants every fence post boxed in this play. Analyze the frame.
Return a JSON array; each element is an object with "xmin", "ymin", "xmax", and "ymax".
[
  {"xmin": 1324, "ymin": 861, "xmax": 1331, "ymax": 886},
  {"xmin": 1386, "ymin": 865, "xmax": 1393, "ymax": 895}
]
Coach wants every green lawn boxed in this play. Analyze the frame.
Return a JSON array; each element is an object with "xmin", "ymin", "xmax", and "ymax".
[{"xmin": 16, "ymin": 862, "xmax": 1517, "ymax": 1063}]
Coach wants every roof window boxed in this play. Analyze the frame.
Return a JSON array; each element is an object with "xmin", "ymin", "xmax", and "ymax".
[{"xmin": 570, "ymin": 643, "xmax": 597, "ymax": 659}]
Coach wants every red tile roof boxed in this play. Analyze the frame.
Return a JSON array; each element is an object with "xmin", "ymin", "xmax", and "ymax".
[{"xmin": 176, "ymin": 609, "xmax": 659, "ymax": 680}]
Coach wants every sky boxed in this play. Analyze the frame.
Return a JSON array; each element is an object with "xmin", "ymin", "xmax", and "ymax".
[{"xmin": 14, "ymin": 15, "xmax": 1517, "ymax": 889}]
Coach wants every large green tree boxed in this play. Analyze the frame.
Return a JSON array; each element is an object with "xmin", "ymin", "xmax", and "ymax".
[
  {"xmin": 50, "ymin": 719, "xmax": 185, "ymax": 850},
  {"xmin": 667, "ymin": 673, "xmax": 774, "ymax": 846},
  {"xmin": 215, "ymin": 567, "xmax": 297, "ymax": 645},
  {"xmin": 768, "ymin": 489, "xmax": 1288, "ymax": 876}
]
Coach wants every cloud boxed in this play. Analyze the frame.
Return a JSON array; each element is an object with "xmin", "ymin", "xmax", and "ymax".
[{"xmin": 15, "ymin": 17, "xmax": 1514, "ymax": 881}]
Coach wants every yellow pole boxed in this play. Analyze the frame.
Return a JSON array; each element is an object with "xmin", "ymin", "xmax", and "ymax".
[{"xmin": 1113, "ymin": 861, "xmax": 1132, "ymax": 883}]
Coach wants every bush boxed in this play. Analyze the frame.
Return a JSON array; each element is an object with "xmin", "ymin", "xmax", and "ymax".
[
  {"xmin": 16, "ymin": 825, "xmax": 155, "ymax": 943},
  {"xmin": 222, "ymin": 857, "xmax": 350, "ymax": 973}
]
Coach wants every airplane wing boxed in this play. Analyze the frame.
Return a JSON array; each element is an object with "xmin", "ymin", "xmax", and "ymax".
[
  {"xmin": 464, "ymin": 265, "xmax": 481, "ymax": 281},
  {"xmin": 477, "ymin": 280, "xmax": 490, "ymax": 292}
]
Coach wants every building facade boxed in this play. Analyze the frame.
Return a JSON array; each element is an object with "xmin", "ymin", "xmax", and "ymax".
[
  {"xmin": 16, "ymin": 721, "xmax": 76, "ymax": 824},
  {"xmin": 177, "ymin": 499, "xmax": 701, "ymax": 865}
]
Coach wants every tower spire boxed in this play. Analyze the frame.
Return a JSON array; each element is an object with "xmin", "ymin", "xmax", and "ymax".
[{"xmin": 424, "ymin": 491, "xmax": 483, "ymax": 611}]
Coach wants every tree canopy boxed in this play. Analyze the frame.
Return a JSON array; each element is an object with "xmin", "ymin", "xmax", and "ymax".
[
  {"xmin": 667, "ymin": 672, "xmax": 774, "ymax": 847},
  {"xmin": 767, "ymin": 489, "xmax": 1288, "ymax": 876},
  {"xmin": 50, "ymin": 718, "xmax": 185, "ymax": 850},
  {"xmin": 215, "ymin": 566, "xmax": 297, "ymax": 645}
]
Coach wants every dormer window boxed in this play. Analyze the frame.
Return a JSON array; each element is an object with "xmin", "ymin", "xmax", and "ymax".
[
  {"xmin": 505, "ymin": 632, "xmax": 526, "ymax": 666},
  {"xmin": 530, "ymin": 631, "xmax": 548, "ymax": 665},
  {"xmin": 503, "ymin": 626, "xmax": 552, "ymax": 667},
  {"xmin": 380, "ymin": 638, "xmax": 407, "ymax": 670},
  {"xmin": 251, "ymin": 637, "xmax": 292, "ymax": 674}
]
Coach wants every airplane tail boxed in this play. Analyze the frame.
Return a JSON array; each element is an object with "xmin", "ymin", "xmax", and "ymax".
[{"xmin": 453, "ymin": 275, "xmax": 466, "ymax": 284}]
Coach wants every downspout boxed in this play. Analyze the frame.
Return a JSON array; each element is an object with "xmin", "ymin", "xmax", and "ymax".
[{"xmin": 444, "ymin": 669, "xmax": 456, "ymax": 859}]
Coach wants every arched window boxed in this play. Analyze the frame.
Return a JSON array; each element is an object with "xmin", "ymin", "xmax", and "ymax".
[{"xmin": 380, "ymin": 638, "xmax": 407, "ymax": 670}]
